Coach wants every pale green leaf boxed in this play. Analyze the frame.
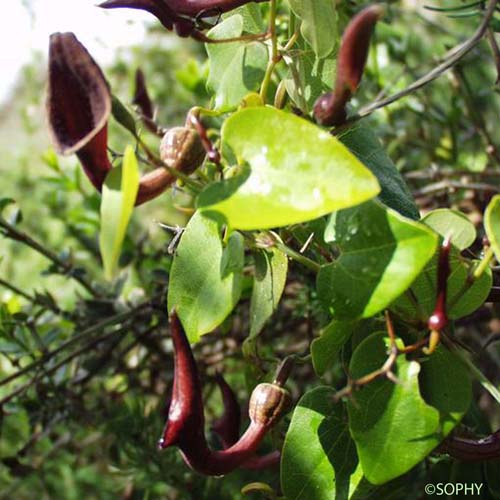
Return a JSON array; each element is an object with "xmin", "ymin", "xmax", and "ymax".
[
  {"xmin": 99, "ymin": 146, "xmax": 139, "ymax": 280},
  {"xmin": 288, "ymin": 0, "xmax": 338, "ymax": 58},
  {"xmin": 198, "ymin": 107, "xmax": 380, "ymax": 230},
  {"xmin": 167, "ymin": 211, "xmax": 244, "ymax": 343},
  {"xmin": 206, "ymin": 7, "xmax": 267, "ymax": 111},
  {"xmin": 422, "ymin": 208, "xmax": 476, "ymax": 250}
]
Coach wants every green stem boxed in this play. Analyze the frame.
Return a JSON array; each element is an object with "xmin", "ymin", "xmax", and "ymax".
[
  {"xmin": 260, "ymin": 0, "xmax": 279, "ymax": 102},
  {"xmin": 274, "ymin": 240, "xmax": 321, "ymax": 273},
  {"xmin": 473, "ymin": 247, "xmax": 495, "ymax": 279}
]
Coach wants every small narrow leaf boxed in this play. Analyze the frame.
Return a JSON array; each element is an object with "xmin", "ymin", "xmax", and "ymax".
[
  {"xmin": 99, "ymin": 146, "xmax": 139, "ymax": 280},
  {"xmin": 249, "ymin": 248, "xmax": 288, "ymax": 337},
  {"xmin": 348, "ymin": 333, "xmax": 441, "ymax": 485},
  {"xmin": 111, "ymin": 94, "xmax": 137, "ymax": 137},
  {"xmin": 485, "ymin": 194, "xmax": 500, "ymax": 261},
  {"xmin": 338, "ymin": 124, "xmax": 420, "ymax": 220},
  {"xmin": 167, "ymin": 211, "xmax": 244, "ymax": 343}
]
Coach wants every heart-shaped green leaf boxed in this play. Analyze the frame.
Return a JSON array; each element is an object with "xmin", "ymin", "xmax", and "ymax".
[
  {"xmin": 419, "ymin": 345, "xmax": 471, "ymax": 434},
  {"xmin": 167, "ymin": 211, "xmax": 244, "ymax": 343},
  {"xmin": 281, "ymin": 387, "xmax": 363, "ymax": 500},
  {"xmin": 348, "ymin": 333, "xmax": 441, "ymax": 484},
  {"xmin": 99, "ymin": 146, "xmax": 139, "ymax": 280},
  {"xmin": 198, "ymin": 107, "xmax": 380, "ymax": 230},
  {"xmin": 485, "ymin": 194, "xmax": 500, "ymax": 261},
  {"xmin": 318, "ymin": 200, "xmax": 437, "ymax": 320}
]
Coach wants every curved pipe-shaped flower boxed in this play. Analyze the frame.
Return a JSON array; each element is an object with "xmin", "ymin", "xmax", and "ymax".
[
  {"xmin": 314, "ymin": 5, "xmax": 385, "ymax": 127},
  {"xmin": 158, "ymin": 312, "xmax": 289, "ymax": 476}
]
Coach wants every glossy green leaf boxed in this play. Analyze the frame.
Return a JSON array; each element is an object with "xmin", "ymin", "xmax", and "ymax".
[
  {"xmin": 391, "ymin": 248, "xmax": 492, "ymax": 321},
  {"xmin": 311, "ymin": 320, "xmax": 356, "ymax": 376},
  {"xmin": 249, "ymin": 248, "xmax": 288, "ymax": 337},
  {"xmin": 198, "ymin": 107, "xmax": 380, "ymax": 230},
  {"xmin": 281, "ymin": 387, "xmax": 363, "ymax": 500},
  {"xmin": 485, "ymin": 194, "xmax": 500, "ymax": 261},
  {"xmin": 167, "ymin": 211, "xmax": 244, "ymax": 343},
  {"xmin": 422, "ymin": 208, "xmax": 476, "ymax": 250},
  {"xmin": 99, "ymin": 146, "xmax": 139, "ymax": 280},
  {"xmin": 348, "ymin": 333, "xmax": 441, "ymax": 485},
  {"xmin": 419, "ymin": 345, "xmax": 471, "ymax": 434},
  {"xmin": 318, "ymin": 200, "xmax": 437, "ymax": 320},
  {"xmin": 206, "ymin": 6, "xmax": 267, "ymax": 111},
  {"xmin": 338, "ymin": 123, "xmax": 420, "ymax": 220},
  {"xmin": 288, "ymin": 0, "xmax": 338, "ymax": 58}
]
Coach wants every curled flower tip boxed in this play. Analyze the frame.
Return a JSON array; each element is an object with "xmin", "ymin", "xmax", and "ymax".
[
  {"xmin": 46, "ymin": 32, "xmax": 112, "ymax": 190},
  {"xmin": 314, "ymin": 4, "xmax": 385, "ymax": 126},
  {"xmin": 98, "ymin": 0, "xmax": 175, "ymax": 31},
  {"xmin": 338, "ymin": 5, "xmax": 385, "ymax": 94},
  {"xmin": 133, "ymin": 69, "xmax": 154, "ymax": 120},
  {"xmin": 212, "ymin": 373, "xmax": 241, "ymax": 448}
]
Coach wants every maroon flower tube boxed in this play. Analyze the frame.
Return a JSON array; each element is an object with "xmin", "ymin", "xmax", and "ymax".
[
  {"xmin": 439, "ymin": 430, "xmax": 500, "ymax": 461},
  {"xmin": 428, "ymin": 237, "xmax": 451, "ymax": 332},
  {"xmin": 46, "ymin": 33, "xmax": 197, "ymax": 206},
  {"xmin": 47, "ymin": 32, "xmax": 112, "ymax": 191},
  {"xmin": 314, "ymin": 5, "xmax": 385, "ymax": 127},
  {"xmin": 159, "ymin": 312, "xmax": 289, "ymax": 476},
  {"xmin": 99, "ymin": 0, "xmax": 268, "ymax": 40}
]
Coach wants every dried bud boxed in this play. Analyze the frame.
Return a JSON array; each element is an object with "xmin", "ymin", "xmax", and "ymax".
[
  {"xmin": 249, "ymin": 383, "xmax": 291, "ymax": 428},
  {"xmin": 46, "ymin": 32, "xmax": 112, "ymax": 190},
  {"xmin": 160, "ymin": 127, "xmax": 206, "ymax": 175}
]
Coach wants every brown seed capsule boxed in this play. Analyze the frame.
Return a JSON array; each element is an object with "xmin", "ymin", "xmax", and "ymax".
[
  {"xmin": 160, "ymin": 127, "xmax": 206, "ymax": 175},
  {"xmin": 248, "ymin": 383, "xmax": 291, "ymax": 428}
]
